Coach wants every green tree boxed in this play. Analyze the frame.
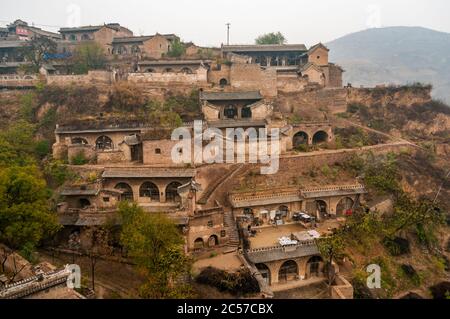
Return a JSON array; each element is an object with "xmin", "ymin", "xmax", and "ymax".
[
  {"xmin": 255, "ymin": 32, "xmax": 287, "ymax": 45},
  {"xmin": 72, "ymin": 43, "xmax": 107, "ymax": 74},
  {"xmin": 317, "ymin": 235, "xmax": 345, "ymax": 286},
  {"xmin": 0, "ymin": 165, "xmax": 60, "ymax": 271},
  {"xmin": 0, "ymin": 120, "xmax": 38, "ymax": 166},
  {"xmin": 166, "ymin": 39, "xmax": 186, "ymax": 58},
  {"xmin": 20, "ymin": 36, "xmax": 57, "ymax": 73},
  {"xmin": 119, "ymin": 202, "xmax": 192, "ymax": 298}
]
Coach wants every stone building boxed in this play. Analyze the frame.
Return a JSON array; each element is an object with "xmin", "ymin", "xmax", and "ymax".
[
  {"xmin": 221, "ymin": 43, "xmax": 344, "ymax": 90},
  {"xmin": 5, "ymin": 19, "xmax": 61, "ymax": 41},
  {"xmin": 111, "ymin": 34, "xmax": 179, "ymax": 59},
  {"xmin": 228, "ymin": 184, "xmax": 366, "ymax": 224},
  {"xmin": 222, "ymin": 44, "xmax": 309, "ymax": 67},
  {"xmin": 58, "ymin": 23, "xmax": 133, "ymax": 53}
]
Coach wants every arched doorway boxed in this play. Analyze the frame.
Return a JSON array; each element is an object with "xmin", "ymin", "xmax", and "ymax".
[
  {"xmin": 256, "ymin": 263, "xmax": 271, "ymax": 285},
  {"xmin": 293, "ymin": 131, "xmax": 309, "ymax": 148},
  {"xmin": 208, "ymin": 235, "xmax": 219, "ymax": 247},
  {"xmin": 72, "ymin": 137, "xmax": 88, "ymax": 145},
  {"xmin": 312, "ymin": 131, "xmax": 328, "ymax": 144},
  {"xmin": 241, "ymin": 106, "xmax": 252, "ymax": 119},
  {"xmin": 336, "ymin": 197, "xmax": 355, "ymax": 216},
  {"xmin": 181, "ymin": 67, "xmax": 193, "ymax": 74},
  {"xmin": 115, "ymin": 183, "xmax": 134, "ymax": 201},
  {"xmin": 194, "ymin": 238, "xmax": 204, "ymax": 249},
  {"xmin": 79, "ymin": 198, "xmax": 91, "ymax": 208},
  {"xmin": 140, "ymin": 182, "xmax": 160, "ymax": 202},
  {"xmin": 278, "ymin": 260, "xmax": 298, "ymax": 282},
  {"xmin": 307, "ymin": 256, "xmax": 323, "ymax": 278},
  {"xmin": 315, "ymin": 200, "xmax": 328, "ymax": 220},
  {"xmin": 165, "ymin": 182, "xmax": 182, "ymax": 203},
  {"xmin": 224, "ymin": 105, "xmax": 238, "ymax": 119},
  {"xmin": 219, "ymin": 78, "xmax": 228, "ymax": 87},
  {"xmin": 96, "ymin": 135, "xmax": 113, "ymax": 150}
]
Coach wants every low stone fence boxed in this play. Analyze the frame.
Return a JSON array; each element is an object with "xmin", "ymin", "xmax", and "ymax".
[
  {"xmin": 47, "ymin": 70, "xmax": 114, "ymax": 86},
  {"xmin": 331, "ymin": 275, "xmax": 354, "ymax": 299},
  {"xmin": 0, "ymin": 74, "xmax": 39, "ymax": 88}
]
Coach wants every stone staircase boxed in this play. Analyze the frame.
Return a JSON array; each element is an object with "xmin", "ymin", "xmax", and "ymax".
[
  {"xmin": 197, "ymin": 164, "xmax": 244, "ymax": 205},
  {"xmin": 223, "ymin": 211, "xmax": 240, "ymax": 249}
]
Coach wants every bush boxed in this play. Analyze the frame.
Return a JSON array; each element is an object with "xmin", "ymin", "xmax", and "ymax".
[
  {"xmin": 196, "ymin": 267, "xmax": 260, "ymax": 296},
  {"xmin": 400, "ymin": 264, "xmax": 421, "ymax": 285},
  {"xmin": 44, "ymin": 159, "xmax": 75, "ymax": 186},
  {"xmin": 166, "ymin": 39, "xmax": 185, "ymax": 58},
  {"xmin": 107, "ymin": 82, "xmax": 147, "ymax": 112},
  {"xmin": 429, "ymin": 282, "xmax": 450, "ymax": 299},
  {"xmin": 35, "ymin": 140, "xmax": 51, "ymax": 159},
  {"xmin": 382, "ymin": 237, "xmax": 410, "ymax": 256},
  {"xmin": 71, "ymin": 151, "xmax": 88, "ymax": 165}
]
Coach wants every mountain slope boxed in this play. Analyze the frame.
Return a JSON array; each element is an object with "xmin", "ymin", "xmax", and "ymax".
[{"xmin": 327, "ymin": 26, "xmax": 450, "ymax": 102}]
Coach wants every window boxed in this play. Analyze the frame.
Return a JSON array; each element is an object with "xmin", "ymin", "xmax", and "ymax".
[
  {"xmin": 317, "ymin": 56, "xmax": 320, "ymax": 59},
  {"xmin": 69, "ymin": 34, "xmax": 76, "ymax": 41},
  {"xmin": 103, "ymin": 197, "xmax": 110, "ymax": 202},
  {"xmin": 155, "ymin": 148, "xmax": 161, "ymax": 154},
  {"xmin": 178, "ymin": 148, "xmax": 183, "ymax": 154},
  {"xmin": 140, "ymin": 182, "xmax": 160, "ymax": 201},
  {"xmin": 96, "ymin": 135, "xmax": 113, "ymax": 150},
  {"xmin": 220, "ymin": 230, "xmax": 226, "ymax": 237},
  {"xmin": 207, "ymin": 220, "xmax": 213, "ymax": 228}
]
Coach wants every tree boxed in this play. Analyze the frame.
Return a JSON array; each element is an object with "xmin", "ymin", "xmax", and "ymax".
[
  {"xmin": 0, "ymin": 120, "xmax": 38, "ymax": 166},
  {"xmin": 72, "ymin": 43, "xmax": 107, "ymax": 74},
  {"xmin": 0, "ymin": 165, "xmax": 60, "ymax": 276},
  {"xmin": 20, "ymin": 36, "xmax": 57, "ymax": 73},
  {"xmin": 166, "ymin": 39, "xmax": 185, "ymax": 58},
  {"xmin": 255, "ymin": 32, "xmax": 287, "ymax": 45},
  {"xmin": 118, "ymin": 202, "xmax": 192, "ymax": 298},
  {"xmin": 317, "ymin": 235, "xmax": 345, "ymax": 286}
]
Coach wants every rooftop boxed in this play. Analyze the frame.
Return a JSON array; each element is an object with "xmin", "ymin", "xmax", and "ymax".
[
  {"xmin": 113, "ymin": 34, "xmax": 178, "ymax": 44},
  {"xmin": 102, "ymin": 167, "xmax": 196, "ymax": 178},
  {"xmin": 60, "ymin": 189, "xmax": 99, "ymax": 196},
  {"xmin": 138, "ymin": 59, "xmax": 211, "ymax": 66},
  {"xmin": 222, "ymin": 44, "xmax": 307, "ymax": 53},
  {"xmin": 200, "ymin": 91, "xmax": 262, "ymax": 101},
  {"xmin": 59, "ymin": 23, "xmax": 130, "ymax": 33}
]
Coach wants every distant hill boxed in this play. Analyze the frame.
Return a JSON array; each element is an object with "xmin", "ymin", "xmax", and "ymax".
[{"xmin": 327, "ymin": 26, "xmax": 450, "ymax": 103}]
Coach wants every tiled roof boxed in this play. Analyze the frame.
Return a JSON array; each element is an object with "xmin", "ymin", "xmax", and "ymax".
[
  {"xmin": 60, "ymin": 189, "xmax": 99, "ymax": 196},
  {"xmin": 112, "ymin": 36, "xmax": 153, "ymax": 44},
  {"xmin": 59, "ymin": 25, "xmax": 104, "ymax": 33},
  {"xmin": 200, "ymin": 91, "xmax": 262, "ymax": 101},
  {"xmin": 308, "ymin": 43, "xmax": 329, "ymax": 53},
  {"xmin": 138, "ymin": 59, "xmax": 210, "ymax": 66},
  {"xmin": 112, "ymin": 33, "xmax": 177, "ymax": 44},
  {"xmin": 102, "ymin": 167, "xmax": 196, "ymax": 178},
  {"xmin": 222, "ymin": 44, "xmax": 307, "ymax": 53},
  {"xmin": 301, "ymin": 184, "xmax": 366, "ymax": 199}
]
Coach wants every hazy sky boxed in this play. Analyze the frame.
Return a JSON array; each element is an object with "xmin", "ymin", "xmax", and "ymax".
[{"xmin": 1, "ymin": 0, "xmax": 449, "ymax": 46}]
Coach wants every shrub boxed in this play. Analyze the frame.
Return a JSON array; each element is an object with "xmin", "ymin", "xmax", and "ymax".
[
  {"xmin": 71, "ymin": 151, "xmax": 88, "ymax": 165},
  {"xmin": 382, "ymin": 237, "xmax": 410, "ymax": 256},
  {"xmin": 107, "ymin": 82, "xmax": 146, "ymax": 112},
  {"xmin": 166, "ymin": 39, "xmax": 185, "ymax": 58},
  {"xmin": 196, "ymin": 267, "xmax": 260, "ymax": 296},
  {"xmin": 35, "ymin": 140, "xmax": 51, "ymax": 159}
]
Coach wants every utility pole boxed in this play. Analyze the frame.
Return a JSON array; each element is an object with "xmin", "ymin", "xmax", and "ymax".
[{"xmin": 226, "ymin": 23, "xmax": 231, "ymax": 45}]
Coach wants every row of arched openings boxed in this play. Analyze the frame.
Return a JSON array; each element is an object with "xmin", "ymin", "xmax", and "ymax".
[
  {"xmin": 114, "ymin": 181, "xmax": 182, "ymax": 202},
  {"xmin": 255, "ymin": 256, "xmax": 324, "ymax": 285},
  {"xmin": 293, "ymin": 130, "xmax": 329, "ymax": 148}
]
